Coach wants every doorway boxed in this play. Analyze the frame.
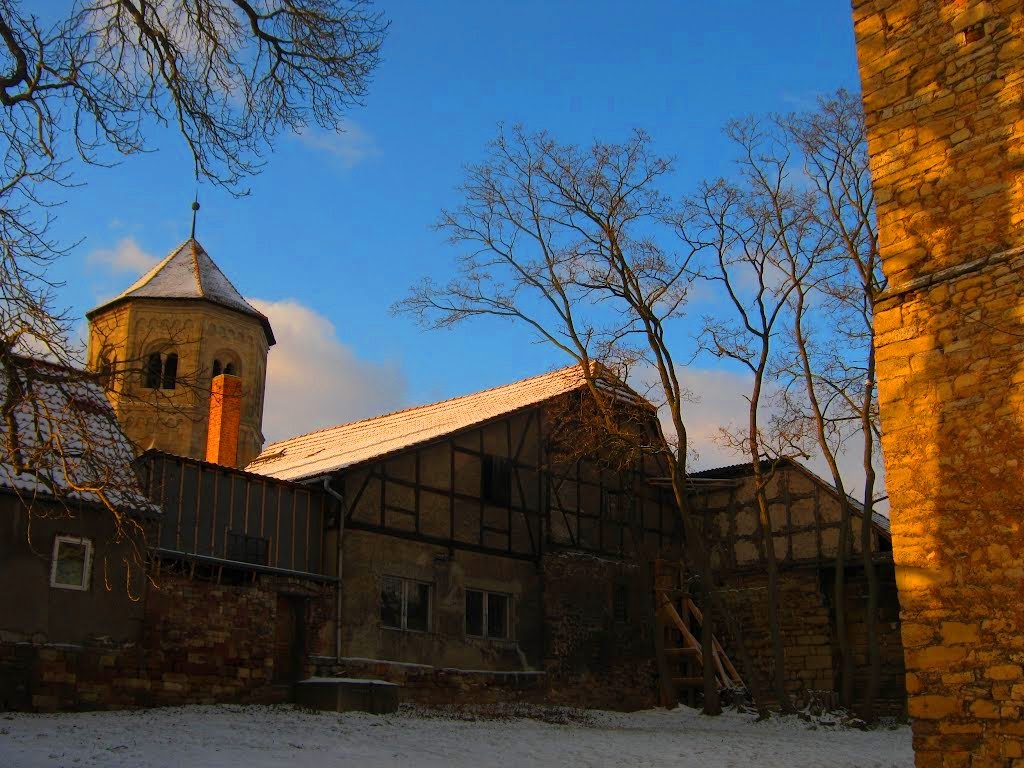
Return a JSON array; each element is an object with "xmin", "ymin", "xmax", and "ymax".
[{"xmin": 273, "ymin": 594, "xmax": 306, "ymax": 683}]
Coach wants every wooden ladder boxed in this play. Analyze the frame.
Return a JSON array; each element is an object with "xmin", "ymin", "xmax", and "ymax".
[{"xmin": 654, "ymin": 560, "xmax": 744, "ymax": 705}]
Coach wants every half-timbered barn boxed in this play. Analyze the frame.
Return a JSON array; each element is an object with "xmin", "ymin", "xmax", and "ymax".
[
  {"xmin": 245, "ymin": 365, "xmax": 682, "ymax": 708},
  {"xmin": 690, "ymin": 460, "xmax": 904, "ymax": 712}
]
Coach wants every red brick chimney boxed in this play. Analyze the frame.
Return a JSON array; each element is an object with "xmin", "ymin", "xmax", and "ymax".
[{"xmin": 206, "ymin": 374, "xmax": 243, "ymax": 466}]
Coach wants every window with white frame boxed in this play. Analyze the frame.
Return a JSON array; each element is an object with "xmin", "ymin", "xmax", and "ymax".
[
  {"xmin": 380, "ymin": 575, "xmax": 431, "ymax": 632},
  {"xmin": 465, "ymin": 589, "xmax": 510, "ymax": 640},
  {"xmin": 50, "ymin": 536, "xmax": 93, "ymax": 591}
]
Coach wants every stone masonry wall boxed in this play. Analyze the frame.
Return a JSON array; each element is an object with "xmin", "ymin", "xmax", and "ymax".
[
  {"xmin": 853, "ymin": 1, "xmax": 1024, "ymax": 765},
  {"xmin": 1, "ymin": 572, "xmax": 334, "ymax": 711},
  {"xmin": 717, "ymin": 569, "xmax": 835, "ymax": 703},
  {"xmin": 541, "ymin": 551, "xmax": 659, "ymax": 711}
]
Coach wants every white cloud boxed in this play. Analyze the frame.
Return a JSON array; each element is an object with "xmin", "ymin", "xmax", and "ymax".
[
  {"xmin": 87, "ymin": 237, "xmax": 160, "ymax": 274},
  {"xmin": 293, "ymin": 120, "xmax": 380, "ymax": 168},
  {"xmin": 250, "ymin": 298, "xmax": 407, "ymax": 443},
  {"xmin": 660, "ymin": 366, "xmax": 887, "ymax": 509}
]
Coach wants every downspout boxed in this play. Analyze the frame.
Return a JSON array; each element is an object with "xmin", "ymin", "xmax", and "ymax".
[{"xmin": 322, "ymin": 476, "xmax": 345, "ymax": 661}]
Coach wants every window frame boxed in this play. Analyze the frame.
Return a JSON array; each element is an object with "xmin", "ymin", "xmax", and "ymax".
[
  {"xmin": 465, "ymin": 587, "xmax": 512, "ymax": 640},
  {"xmin": 225, "ymin": 530, "xmax": 270, "ymax": 566},
  {"xmin": 481, "ymin": 454, "xmax": 513, "ymax": 507},
  {"xmin": 50, "ymin": 535, "xmax": 93, "ymax": 591},
  {"xmin": 380, "ymin": 575, "xmax": 432, "ymax": 633}
]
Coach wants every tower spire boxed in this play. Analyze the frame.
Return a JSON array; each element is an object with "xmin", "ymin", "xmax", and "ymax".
[{"xmin": 190, "ymin": 197, "xmax": 200, "ymax": 240}]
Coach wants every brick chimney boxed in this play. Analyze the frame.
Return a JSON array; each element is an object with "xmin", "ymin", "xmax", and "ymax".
[{"xmin": 206, "ymin": 374, "xmax": 243, "ymax": 467}]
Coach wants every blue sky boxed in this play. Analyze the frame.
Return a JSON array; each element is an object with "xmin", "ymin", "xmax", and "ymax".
[{"xmin": 45, "ymin": 0, "xmax": 865, "ymax": 465}]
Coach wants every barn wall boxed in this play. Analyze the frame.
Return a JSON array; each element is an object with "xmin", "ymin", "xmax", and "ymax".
[
  {"xmin": 336, "ymin": 528, "xmax": 543, "ymax": 671},
  {"xmin": 0, "ymin": 494, "xmax": 146, "ymax": 646},
  {"xmin": 0, "ymin": 571, "xmax": 334, "ymax": 711}
]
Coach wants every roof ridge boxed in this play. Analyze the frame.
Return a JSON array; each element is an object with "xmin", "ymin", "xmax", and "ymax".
[
  {"xmin": 190, "ymin": 239, "xmax": 205, "ymax": 296},
  {"xmin": 259, "ymin": 363, "xmax": 587, "ymax": 450}
]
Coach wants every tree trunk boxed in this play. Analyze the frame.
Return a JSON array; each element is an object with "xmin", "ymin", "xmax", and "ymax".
[
  {"xmin": 834, "ymin": 508, "xmax": 854, "ymax": 708},
  {"xmin": 859, "ymin": 357, "xmax": 881, "ymax": 722},
  {"xmin": 699, "ymin": 572, "xmax": 722, "ymax": 715}
]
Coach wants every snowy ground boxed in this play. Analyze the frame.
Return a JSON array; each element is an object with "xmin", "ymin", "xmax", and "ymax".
[{"xmin": 0, "ymin": 703, "xmax": 912, "ymax": 768}]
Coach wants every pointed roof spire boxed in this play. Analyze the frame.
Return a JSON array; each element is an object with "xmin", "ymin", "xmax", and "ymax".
[
  {"xmin": 191, "ymin": 198, "xmax": 200, "ymax": 240},
  {"xmin": 87, "ymin": 238, "xmax": 275, "ymax": 346}
]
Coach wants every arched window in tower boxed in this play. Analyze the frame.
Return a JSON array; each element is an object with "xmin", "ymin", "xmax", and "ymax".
[
  {"xmin": 212, "ymin": 359, "xmax": 222, "ymax": 377},
  {"xmin": 144, "ymin": 352, "xmax": 162, "ymax": 389},
  {"xmin": 161, "ymin": 353, "xmax": 178, "ymax": 390},
  {"xmin": 224, "ymin": 362, "xmax": 236, "ymax": 376}
]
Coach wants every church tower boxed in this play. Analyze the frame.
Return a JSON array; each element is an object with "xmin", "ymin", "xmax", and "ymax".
[{"xmin": 86, "ymin": 237, "xmax": 275, "ymax": 468}]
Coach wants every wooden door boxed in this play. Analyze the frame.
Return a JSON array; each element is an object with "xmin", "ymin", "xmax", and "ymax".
[{"xmin": 273, "ymin": 595, "xmax": 305, "ymax": 683}]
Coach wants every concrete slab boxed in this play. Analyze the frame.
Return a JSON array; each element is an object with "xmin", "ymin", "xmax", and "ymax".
[{"xmin": 295, "ymin": 677, "xmax": 400, "ymax": 714}]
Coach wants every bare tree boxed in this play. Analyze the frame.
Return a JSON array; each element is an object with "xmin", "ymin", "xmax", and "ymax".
[
  {"xmin": 0, "ymin": 0, "xmax": 386, "ymax": 555},
  {"xmin": 680, "ymin": 115, "xmax": 838, "ymax": 712},
  {"xmin": 397, "ymin": 126, "xmax": 737, "ymax": 715},
  {"xmin": 778, "ymin": 90, "xmax": 886, "ymax": 719}
]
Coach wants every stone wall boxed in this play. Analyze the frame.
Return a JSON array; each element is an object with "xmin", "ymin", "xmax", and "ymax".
[
  {"xmin": 541, "ymin": 551, "xmax": 659, "ymax": 711},
  {"xmin": 314, "ymin": 656, "xmax": 549, "ymax": 708},
  {"xmin": 716, "ymin": 569, "xmax": 835, "ymax": 702},
  {"xmin": 0, "ymin": 572, "xmax": 335, "ymax": 711},
  {"xmin": 853, "ymin": 1, "xmax": 1024, "ymax": 764}
]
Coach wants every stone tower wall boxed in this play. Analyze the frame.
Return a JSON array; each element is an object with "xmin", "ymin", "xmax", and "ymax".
[
  {"xmin": 88, "ymin": 299, "xmax": 269, "ymax": 468},
  {"xmin": 853, "ymin": 1, "xmax": 1024, "ymax": 765}
]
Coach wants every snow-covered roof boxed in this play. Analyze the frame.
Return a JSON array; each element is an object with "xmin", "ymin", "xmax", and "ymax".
[
  {"xmin": 0, "ymin": 356, "xmax": 158, "ymax": 514},
  {"xmin": 247, "ymin": 364, "xmax": 628, "ymax": 482},
  {"xmin": 87, "ymin": 238, "xmax": 275, "ymax": 345}
]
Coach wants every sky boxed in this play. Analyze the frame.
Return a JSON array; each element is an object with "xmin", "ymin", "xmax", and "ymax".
[{"xmin": 41, "ymin": 1, "xmax": 870, "ymax": 480}]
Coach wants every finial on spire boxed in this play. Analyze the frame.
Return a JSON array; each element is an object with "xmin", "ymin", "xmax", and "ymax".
[{"xmin": 191, "ymin": 197, "xmax": 200, "ymax": 240}]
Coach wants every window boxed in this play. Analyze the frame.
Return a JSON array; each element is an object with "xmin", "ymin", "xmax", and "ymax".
[
  {"xmin": 224, "ymin": 362, "xmax": 236, "ymax": 376},
  {"xmin": 144, "ymin": 352, "xmax": 162, "ymax": 389},
  {"xmin": 212, "ymin": 359, "xmax": 222, "ymax": 377},
  {"xmin": 602, "ymin": 490, "xmax": 624, "ymax": 520},
  {"xmin": 465, "ymin": 589, "xmax": 510, "ymax": 640},
  {"xmin": 161, "ymin": 353, "xmax": 178, "ymax": 390},
  {"xmin": 380, "ymin": 576, "xmax": 431, "ymax": 632},
  {"xmin": 482, "ymin": 455, "xmax": 512, "ymax": 506},
  {"xmin": 144, "ymin": 350, "xmax": 178, "ymax": 390},
  {"xmin": 226, "ymin": 531, "xmax": 269, "ymax": 565},
  {"xmin": 50, "ymin": 536, "xmax": 92, "ymax": 591}
]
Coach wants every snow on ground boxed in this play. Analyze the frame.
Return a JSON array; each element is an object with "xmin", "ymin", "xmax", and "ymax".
[{"xmin": 0, "ymin": 703, "xmax": 912, "ymax": 768}]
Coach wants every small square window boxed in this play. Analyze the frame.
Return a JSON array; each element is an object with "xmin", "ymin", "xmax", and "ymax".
[
  {"xmin": 226, "ymin": 531, "xmax": 269, "ymax": 566},
  {"xmin": 50, "ymin": 536, "xmax": 92, "ymax": 591},
  {"xmin": 465, "ymin": 588, "xmax": 511, "ymax": 640},
  {"xmin": 381, "ymin": 576, "xmax": 432, "ymax": 632},
  {"xmin": 482, "ymin": 455, "xmax": 512, "ymax": 507}
]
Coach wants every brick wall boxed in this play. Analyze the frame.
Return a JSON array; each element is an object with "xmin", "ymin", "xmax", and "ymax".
[
  {"xmin": 853, "ymin": 1, "xmax": 1024, "ymax": 764},
  {"xmin": 0, "ymin": 572, "xmax": 335, "ymax": 711}
]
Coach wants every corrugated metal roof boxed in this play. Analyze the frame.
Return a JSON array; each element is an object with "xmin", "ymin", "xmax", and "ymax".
[
  {"xmin": 87, "ymin": 238, "xmax": 275, "ymax": 345},
  {"xmin": 0, "ymin": 357, "xmax": 157, "ymax": 514},
  {"xmin": 246, "ymin": 364, "xmax": 605, "ymax": 482}
]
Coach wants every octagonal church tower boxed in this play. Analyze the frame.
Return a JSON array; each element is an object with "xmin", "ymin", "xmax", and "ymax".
[{"xmin": 86, "ymin": 238, "xmax": 275, "ymax": 468}]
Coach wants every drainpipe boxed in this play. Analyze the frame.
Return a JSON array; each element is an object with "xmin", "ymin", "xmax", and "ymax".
[{"xmin": 322, "ymin": 476, "xmax": 345, "ymax": 662}]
